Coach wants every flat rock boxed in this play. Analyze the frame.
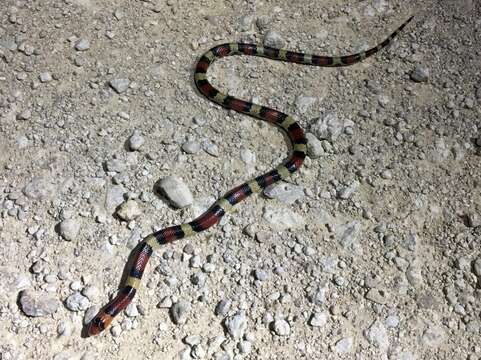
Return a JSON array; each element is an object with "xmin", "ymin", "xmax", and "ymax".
[
  {"xmin": 109, "ymin": 78, "xmax": 130, "ymax": 93},
  {"xmin": 19, "ymin": 290, "xmax": 60, "ymax": 317},
  {"xmin": 263, "ymin": 182, "xmax": 305, "ymax": 204},
  {"xmin": 263, "ymin": 205, "xmax": 305, "ymax": 230}
]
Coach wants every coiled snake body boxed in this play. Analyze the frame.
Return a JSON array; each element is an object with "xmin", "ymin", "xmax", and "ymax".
[{"xmin": 87, "ymin": 17, "xmax": 413, "ymax": 336}]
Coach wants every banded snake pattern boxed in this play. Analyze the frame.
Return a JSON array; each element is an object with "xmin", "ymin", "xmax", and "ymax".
[{"xmin": 87, "ymin": 16, "xmax": 413, "ymax": 336}]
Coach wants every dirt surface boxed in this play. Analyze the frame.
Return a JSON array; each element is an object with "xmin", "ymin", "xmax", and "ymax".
[{"xmin": 1, "ymin": 0, "xmax": 481, "ymax": 359}]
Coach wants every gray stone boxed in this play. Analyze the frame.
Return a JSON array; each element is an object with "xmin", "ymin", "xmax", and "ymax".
[
  {"xmin": 224, "ymin": 311, "xmax": 247, "ymax": 338},
  {"xmin": 17, "ymin": 109, "xmax": 32, "ymax": 120},
  {"xmin": 23, "ymin": 177, "xmax": 54, "ymax": 200},
  {"xmin": 364, "ymin": 320, "xmax": 389, "ymax": 351},
  {"xmin": 238, "ymin": 14, "xmax": 255, "ymax": 32},
  {"xmin": 109, "ymin": 78, "xmax": 130, "ymax": 93},
  {"xmin": 125, "ymin": 303, "xmax": 139, "ymax": 317},
  {"xmin": 305, "ymin": 133, "xmax": 324, "ymax": 158},
  {"xmin": 156, "ymin": 176, "xmax": 193, "ymax": 208},
  {"xmin": 272, "ymin": 319, "xmax": 290, "ymax": 336},
  {"xmin": 182, "ymin": 140, "xmax": 201, "ymax": 154},
  {"xmin": 334, "ymin": 337, "xmax": 353, "ymax": 354},
  {"xmin": 386, "ymin": 315, "xmax": 399, "ymax": 328},
  {"xmin": 19, "ymin": 290, "xmax": 60, "ymax": 317},
  {"xmin": 65, "ymin": 292, "xmax": 90, "ymax": 312},
  {"xmin": 202, "ymin": 139, "xmax": 219, "ymax": 157},
  {"xmin": 467, "ymin": 212, "xmax": 481, "ymax": 228},
  {"xmin": 338, "ymin": 181, "xmax": 359, "ymax": 199},
  {"xmin": 240, "ymin": 148, "xmax": 256, "ymax": 165},
  {"xmin": 311, "ymin": 112, "xmax": 344, "ymax": 141},
  {"xmin": 256, "ymin": 15, "xmax": 271, "ymax": 30},
  {"xmin": 295, "ymin": 95, "xmax": 316, "ymax": 114},
  {"xmin": 421, "ymin": 325, "xmax": 445, "ymax": 347},
  {"xmin": 39, "ymin": 72, "xmax": 52, "ymax": 83},
  {"xmin": 58, "ymin": 218, "xmax": 80, "ymax": 241},
  {"xmin": 338, "ymin": 221, "xmax": 362, "ymax": 251},
  {"xmin": 309, "ymin": 311, "xmax": 328, "ymax": 327},
  {"xmin": 105, "ymin": 185, "xmax": 125, "ymax": 211},
  {"xmin": 263, "ymin": 30, "xmax": 285, "ymax": 48},
  {"xmin": 410, "ymin": 65, "xmax": 429, "ymax": 82},
  {"xmin": 254, "ymin": 269, "xmax": 268, "ymax": 281},
  {"xmin": 215, "ymin": 299, "xmax": 231, "ymax": 316},
  {"xmin": 170, "ymin": 300, "xmax": 191, "ymax": 324},
  {"xmin": 365, "ymin": 288, "xmax": 389, "ymax": 305},
  {"xmin": 128, "ymin": 131, "xmax": 145, "ymax": 151},
  {"xmin": 75, "ymin": 39, "xmax": 90, "ymax": 51},
  {"xmin": 473, "ymin": 257, "xmax": 481, "ymax": 277},
  {"xmin": 105, "ymin": 158, "xmax": 127, "ymax": 172}
]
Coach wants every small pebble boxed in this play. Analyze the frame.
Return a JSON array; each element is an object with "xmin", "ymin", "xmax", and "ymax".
[
  {"xmin": 39, "ymin": 72, "xmax": 52, "ymax": 83},
  {"xmin": 410, "ymin": 65, "xmax": 429, "ymax": 82},
  {"xmin": 58, "ymin": 218, "xmax": 80, "ymax": 241},
  {"xmin": 170, "ymin": 300, "xmax": 191, "ymax": 325},
  {"xmin": 309, "ymin": 311, "xmax": 328, "ymax": 327},
  {"xmin": 116, "ymin": 200, "xmax": 142, "ymax": 221},
  {"xmin": 109, "ymin": 78, "xmax": 130, "ymax": 93},
  {"xmin": 75, "ymin": 39, "xmax": 90, "ymax": 51},
  {"xmin": 128, "ymin": 130, "xmax": 145, "ymax": 151},
  {"xmin": 271, "ymin": 319, "xmax": 290, "ymax": 336},
  {"xmin": 263, "ymin": 30, "xmax": 285, "ymax": 48},
  {"xmin": 65, "ymin": 292, "xmax": 90, "ymax": 312}
]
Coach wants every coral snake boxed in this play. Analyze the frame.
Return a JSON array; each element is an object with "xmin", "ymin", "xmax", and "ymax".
[{"xmin": 87, "ymin": 16, "xmax": 413, "ymax": 336}]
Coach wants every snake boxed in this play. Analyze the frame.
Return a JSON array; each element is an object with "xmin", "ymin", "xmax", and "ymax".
[{"xmin": 87, "ymin": 16, "xmax": 413, "ymax": 336}]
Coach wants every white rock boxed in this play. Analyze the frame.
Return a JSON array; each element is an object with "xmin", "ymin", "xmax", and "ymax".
[
  {"xmin": 272, "ymin": 319, "xmax": 290, "ymax": 336},
  {"xmin": 128, "ymin": 131, "xmax": 145, "ymax": 151},
  {"xmin": 224, "ymin": 311, "xmax": 247, "ymax": 339},
  {"xmin": 311, "ymin": 112, "xmax": 344, "ymax": 141},
  {"xmin": 421, "ymin": 325, "xmax": 446, "ymax": 347},
  {"xmin": 58, "ymin": 219, "xmax": 80, "ymax": 241},
  {"xmin": 295, "ymin": 95, "xmax": 316, "ymax": 114},
  {"xmin": 334, "ymin": 337, "xmax": 353, "ymax": 354},
  {"xmin": 263, "ymin": 182, "xmax": 305, "ymax": 204},
  {"xmin": 75, "ymin": 39, "xmax": 90, "ymax": 51},
  {"xmin": 365, "ymin": 320, "xmax": 389, "ymax": 351},
  {"xmin": 157, "ymin": 176, "xmax": 193, "ymax": 208},
  {"xmin": 116, "ymin": 200, "xmax": 142, "ymax": 221},
  {"xmin": 263, "ymin": 30, "xmax": 285, "ymax": 48},
  {"xmin": 65, "ymin": 292, "xmax": 90, "ymax": 312},
  {"xmin": 109, "ymin": 78, "xmax": 130, "ymax": 93},
  {"xmin": 309, "ymin": 311, "xmax": 328, "ymax": 327}
]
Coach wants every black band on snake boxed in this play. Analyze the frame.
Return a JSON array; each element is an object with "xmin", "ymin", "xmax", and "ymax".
[{"xmin": 87, "ymin": 16, "xmax": 414, "ymax": 336}]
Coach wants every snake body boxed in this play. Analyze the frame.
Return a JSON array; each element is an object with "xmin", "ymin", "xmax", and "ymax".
[{"xmin": 87, "ymin": 17, "xmax": 413, "ymax": 336}]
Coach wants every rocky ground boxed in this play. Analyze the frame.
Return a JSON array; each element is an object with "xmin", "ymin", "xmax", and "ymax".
[{"xmin": 1, "ymin": 0, "xmax": 481, "ymax": 359}]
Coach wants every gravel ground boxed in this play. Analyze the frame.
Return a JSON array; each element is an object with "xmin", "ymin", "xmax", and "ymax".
[{"xmin": 1, "ymin": 0, "xmax": 481, "ymax": 359}]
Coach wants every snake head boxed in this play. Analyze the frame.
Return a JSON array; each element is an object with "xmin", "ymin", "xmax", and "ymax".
[{"xmin": 87, "ymin": 312, "xmax": 113, "ymax": 336}]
